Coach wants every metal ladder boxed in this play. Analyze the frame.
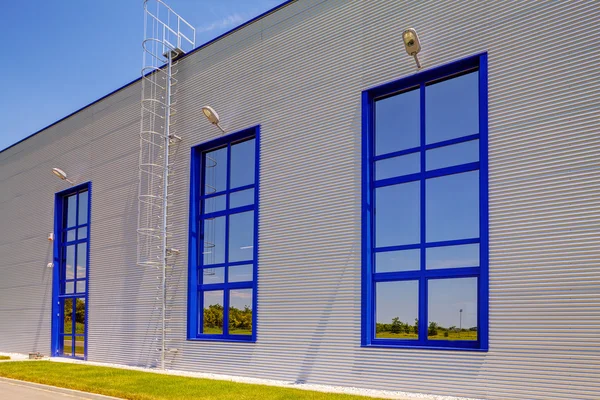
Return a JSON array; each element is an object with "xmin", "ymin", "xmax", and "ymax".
[{"xmin": 137, "ymin": 0, "xmax": 194, "ymax": 370}]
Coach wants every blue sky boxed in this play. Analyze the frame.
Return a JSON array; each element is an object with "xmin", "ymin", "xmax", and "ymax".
[{"xmin": 0, "ymin": 0, "xmax": 282, "ymax": 151}]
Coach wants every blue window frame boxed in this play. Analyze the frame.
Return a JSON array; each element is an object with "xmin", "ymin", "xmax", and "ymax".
[
  {"xmin": 362, "ymin": 54, "xmax": 488, "ymax": 350},
  {"xmin": 51, "ymin": 182, "xmax": 91, "ymax": 359},
  {"xmin": 188, "ymin": 126, "xmax": 259, "ymax": 342}
]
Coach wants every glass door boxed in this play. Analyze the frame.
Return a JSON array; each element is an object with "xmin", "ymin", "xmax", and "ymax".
[{"xmin": 53, "ymin": 185, "xmax": 89, "ymax": 359}]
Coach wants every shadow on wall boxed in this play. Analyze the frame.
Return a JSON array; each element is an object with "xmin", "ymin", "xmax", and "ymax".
[
  {"xmin": 294, "ymin": 243, "xmax": 357, "ymax": 384},
  {"xmin": 33, "ymin": 238, "xmax": 54, "ymax": 354}
]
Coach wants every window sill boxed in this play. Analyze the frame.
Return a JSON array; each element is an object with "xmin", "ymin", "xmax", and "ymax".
[
  {"xmin": 363, "ymin": 342, "xmax": 487, "ymax": 352},
  {"xmin": 187, "ymin": 336, "xmax": 256, "ymax": 343}
]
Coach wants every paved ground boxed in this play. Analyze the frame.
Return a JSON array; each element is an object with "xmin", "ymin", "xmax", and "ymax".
[{"xmin": 0, "ymin": 378, "xmax": 120, "ymax": 400}]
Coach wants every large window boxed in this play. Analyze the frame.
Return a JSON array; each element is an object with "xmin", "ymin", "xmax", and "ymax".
[
  {"xmin": 362, "ymin": 54, "xmax": 488, "ymax": 350},
  {"xmin": 188, "ymin": 127, "xmax": 259, "ymax": 342}
]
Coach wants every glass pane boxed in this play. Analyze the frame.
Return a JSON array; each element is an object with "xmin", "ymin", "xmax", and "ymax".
[
  {"xmin": 75, "ymin": 298, "xmax": 86, "ymax": 335},
  {"xmin": 230, "ymin": 139, "xmax": 256, "ymax": 189},
  {"xmin": 76, "ymin": 281, "xmax": 86, "ymax": 293},
  {"xmin": 76, "ymin": 243, "xmax": 87, "ymax": 279},
  {"xmin": 229, "ymin": 264, "xmax": 253, "ymax": 283},
  {"xmin": 66, "ymin": 229, "xmax": 76, "ymax": 242},
  {"xmin": 426, "ymin": 171, "xmax": 479, "ymax": 242},
  {"xmin": 228, "ymin": 211, "xmax": 254, "ymax": 262},
  {"xmin": 375, "ymin": 88, "xmax": 420, "ymax": 155},
  {"xmin": 229, "ymin": 289, "xmax": 253, "ymax": 335},
  {"xmin": 426, "ymin": 71, "xmax": 479, "ymax": 144},
  {"xmin": 375, "ymin": 280, "xmax": 418, "ymax": 340},
  {"xmin": 66, "ymin": 195, "xmax": 77, "ymax": 228},
  {"xmin": 65, "ymin": 246, "xmax": 75, "ymax": 280},
  {"xmin": 428, "ymin": 277, "xmax": 478, "ymax": 341},
  {"xmin": 202, "ymin": 267, "xmax": 224, "ymax": 284},
  {"xmin": 375, "ymin": 153, "xmax": 420, "ymax": 180},
  {"xmin": 75, "ymin": 336, "xmax": 85, "ymax": 358},
  {"xmin": 202, "ymin": 216, "xmax": 225, "ymax": 265},
  {"xmin": 78, "ymin": 191, "xmax": 89, "ymax": 225},
  {"xmin": 230, "ymin": 189, "xmax": 254, "ymax": 208},
  {"xmin": 426, "ymin": 140, "xmax": 479, "ymax": 171},
  {"xmin": 65, "ymin": 282, "xmax": 75, "ymax": 294},
  {"xmin": 203, "ymin": 195, "xmax": 226, "ymax": 214},
  {"xmin": 375, "ymin": 249, "xmax": 420, "ymax": 273},
  {"xmin": 63, "ymin": 336, "xmax": 73, "ymax": 356},
  {"xmin": 202, "ymin": 291, "xmax": 224, "ymax": 334},
  {"xmin": 375, "ymin": 182, "xmax": 420, "ymax": 247},
  {"xmin": 63, "ymin": 298, "xmax": 73, "ymax": 334},
  {"xmin": 204, "ymin": 147, "xmax": 227, "ymax": 194},
  {"xmin": 426, "ymin": 244, "xmax": 479, "ymax": 270},
  {"xmin": 77, "ymin": 227, "xmax": 87, "ymax": 240}
]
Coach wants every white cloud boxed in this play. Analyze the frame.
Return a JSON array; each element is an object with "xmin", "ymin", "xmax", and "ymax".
[{"xmin": 197, "ymin": 13, "xmax": 245, "ymax": 33}]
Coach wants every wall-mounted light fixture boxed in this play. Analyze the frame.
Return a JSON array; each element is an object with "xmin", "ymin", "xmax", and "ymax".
[
  {"xmin": 201, "ymin": 105, "xmax": 225, "ymax": 133},
  {"xmin": 52, "ymin": 167, "xmax": 74, "ymax": 185},
  {"xmin": 402, "ymin": 28, "xmax": 422, "ymax": 69}
]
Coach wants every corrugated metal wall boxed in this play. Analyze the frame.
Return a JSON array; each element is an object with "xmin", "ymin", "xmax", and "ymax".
[{"xmin": 1, "ymin": 1, "xmax": 599, "ymax": 399}]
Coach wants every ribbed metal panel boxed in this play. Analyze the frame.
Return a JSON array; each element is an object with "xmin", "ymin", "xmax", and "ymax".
[{"xmin": 1, "ymin": 1, "xmax": 599, "ymax": 399}]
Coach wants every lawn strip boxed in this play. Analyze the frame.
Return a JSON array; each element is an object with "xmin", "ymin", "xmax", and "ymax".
[{"xmin": 0, "ymin": 361, "xmax": 375, "ymax": 400}]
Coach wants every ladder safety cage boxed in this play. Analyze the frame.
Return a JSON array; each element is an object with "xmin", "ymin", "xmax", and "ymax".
[{"xmin": 138, "ymin": 0, "xmax": 195, "ymax": 370}]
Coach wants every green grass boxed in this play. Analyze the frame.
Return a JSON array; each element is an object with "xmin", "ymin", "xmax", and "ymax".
[
  {"xmin": 376, "ymin": 331, "xmax": 477, "ymax": 341},
  {"xmin": 375, "ymin": 332, "xmax": 418, "ymax": 339},
  {"xmin": 0, "ymin": 361, "xmax": 374, "ymax": 400},
  {"xmin": 0, "ymin": 356, "xmax": 10, "ymax": 361},
  {"xmin": 202, "ymin": 327, "xmax": 252, "ymax": 336}
]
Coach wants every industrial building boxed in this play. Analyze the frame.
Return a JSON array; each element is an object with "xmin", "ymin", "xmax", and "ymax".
[{"xmin": 1, "ymin": 1, "xmax": 599, "ymax": 399}]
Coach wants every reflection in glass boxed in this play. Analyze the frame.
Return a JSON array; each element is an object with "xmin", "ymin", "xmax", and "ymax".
[
  {"xmin": 375, "ymin": 182, "xmax": 420, "ymax": 247},
  {"xmin": 63, "ymin": 298, "xmax": 73, "ymax": 334},
  {"xmin": 66, "ymin": 195, "xmax": 77, "ymax": 227},
  {"xmin": 229, "ymin": 264, "xmax": 253, "ymax": 283},
  {"xmin": 376, "ymin": 280, "xmax": 418, "ymax": 339},
  {"xmin": 204, "ymin": 195, "xmax": 226, "ymax": 214},
  {"xmin": 375, "ymin": 249, "xmax": 420, "ymax": 273},
  {"xmin": 65, "ymin": 282, "xmax": 74, "ymax": 294},
  {"xmin": 228, "ymin": 212, "xmax": 254, "ymax": 262},
  {"xmin": 375, "ymin": 153, "xmax": 420, "ymax": 181},
  {"xmin": 204, "ymin": 147, "xmax": 227, "ymax": 194},
  {"xmin": 203, "ymin": 216, "xmax": 225, "ymax": 265},
  {"xmin": 202, "ymin": 267, "xmax": 225, "ymax": 284},
  {"xmin": 76, "ymin": 281, "xmax": 86, "ymax": 293},
  {"xmin": 78, "ymin": 191, "xmax": 89, "ymax": 225},
  {"xmin": 426, "ymin": 140, "xmax": 479, "ymax": 171},
  {"xmin": 428, "ymin": 277, "xmax": 477, "ymax": 340},
  {"xmin": 66, "ymin": 229, "xmax": 76, "ymax": 242},
  {"xmin": 77, "ymin": 243, "xmax": 87, "ymax": 279},
  {"xmin": 75, "ymin": 298, "xmax": 86, "ymax": 335},
  {"xmin": 230, "ymin": 139, "xmax": 255, "ymax": 189},
  {"xmin": 230, "ymin": 189, "xmax": 254, "ymax": 208},
  {"xmin": 74, "ymin": 298, "xmax": 86, "ymax": 357},
  {"xmin": 203, "ymin": 291, "xmax": 224, "ymax": 334},
  {"xmin": 63, "ymin": 336, "xmax": 73, "ymax": 355},
  {"xmin": 375, "ymin": 89, "xmax": 420, "ymax": 155},
  {"xmin": 65, "ymin": 246, "xmax": 75, "ymax": 280},
  {"xmin": 426, "ymin": 171, "xmax": 479, "ymax": 242},
  {"xmin": 75, "ymin": 336, "xmax": 85, "ymax": 358},
  {"xmin": 426, "ymin": 71, "xmax": 479, "ymax": 144},
  {"xmin": 77, "ymin": 227, "xmax": 87, "ymax": 240},
  {"xmin": 426, "ymin": 244, "xmax": 479, "ymax": 270},
  {"xmin": 229, "ymin": 289, "xmax": 253, "ymax": 335}
]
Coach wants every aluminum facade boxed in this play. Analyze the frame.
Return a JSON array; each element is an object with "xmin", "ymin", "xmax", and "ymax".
[{"xmin": 1, "ymin": 1, "xmax": 599, "ymax": 399}]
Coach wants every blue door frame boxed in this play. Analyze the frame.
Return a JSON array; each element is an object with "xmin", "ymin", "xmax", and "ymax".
[{"xmin": 51, "ymin": 182, "xmax": 91, "ymax": 359}]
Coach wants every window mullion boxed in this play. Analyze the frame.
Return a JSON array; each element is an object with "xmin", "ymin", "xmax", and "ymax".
[
  {"xmin": 223, "ymin": 143, "xmax": 232, "ymax": 336},
  {"xmin": 418, "ymin": 82, "xmax": 427, "ymax": 345}
]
